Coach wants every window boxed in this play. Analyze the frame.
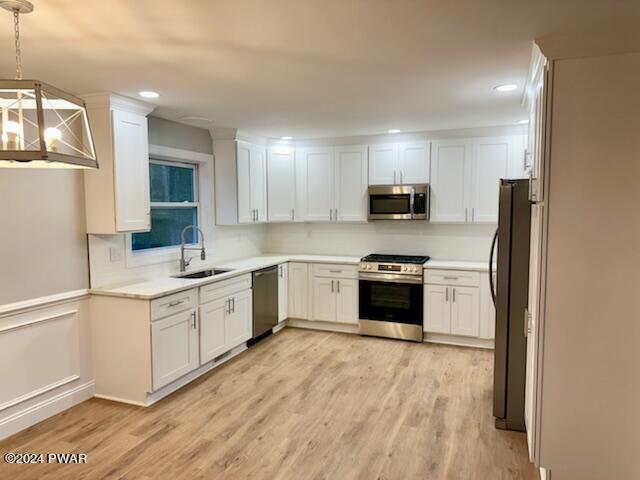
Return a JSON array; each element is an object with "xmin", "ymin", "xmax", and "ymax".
[{"xmin": 132, "ymin": 160, "xmax": 199, "ymax": 251}]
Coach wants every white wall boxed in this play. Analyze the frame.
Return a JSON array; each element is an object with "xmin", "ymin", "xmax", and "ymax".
[
  {"xmin": 538, "ymin": 52, "xmax": 640, "ymax": 480},
  {"xmin": 0, "ymin": 170, "xmax": 89, "ymax": 304},
  {"xmin": 266, "ymin": 222, "xmax": 495, "ymax": 261}
]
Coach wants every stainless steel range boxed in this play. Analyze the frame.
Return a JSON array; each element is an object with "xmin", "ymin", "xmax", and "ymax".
[{"xmin": 358, "ymin": 253, "xmax": 430, "ymax": 342}]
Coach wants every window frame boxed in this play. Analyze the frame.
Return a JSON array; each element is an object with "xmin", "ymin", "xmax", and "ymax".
[{"xmin": 125, "ymin": 153, "xmax": 205, "ymax": 267}]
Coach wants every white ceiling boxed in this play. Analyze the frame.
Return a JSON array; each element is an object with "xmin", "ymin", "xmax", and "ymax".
[{"xmin": 0, "ymin": 0, "xmax": 637, "ymax": 138}]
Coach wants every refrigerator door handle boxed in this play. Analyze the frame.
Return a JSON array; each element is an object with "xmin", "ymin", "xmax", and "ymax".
[{"xmin": 489, "ymin": 228, "xmax": 499, "ymax": 307}]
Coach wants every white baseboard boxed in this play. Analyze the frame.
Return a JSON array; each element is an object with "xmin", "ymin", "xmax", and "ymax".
[
  {"xmin": 540, "ymin": 467, "xmax": 550, "ymax": 480},
  {"xmin": 286, "ymin": 318, "xmax": 359, "ymax": 334},
  {"xmin": 424, "ymin": 332, "xmax": 494, "ymax": 349},
  {"xmin": 0, "ymin": 380, "xmax": 95, "ymax": 441}
]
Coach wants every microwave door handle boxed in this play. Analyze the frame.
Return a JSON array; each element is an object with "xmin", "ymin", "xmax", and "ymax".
[{"xmin": 409, "ymin": 188, "xmax": 415, "ymax": 219}]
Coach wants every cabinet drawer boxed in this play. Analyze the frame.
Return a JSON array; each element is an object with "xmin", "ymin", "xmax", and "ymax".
[
  {"xmin": 312, "ymin": 263, "xmax": 358, "ymax": 279},
  {"xmin": 151, "ymin": 289, "xmax": 198, "ymax": 321},
  {"xmin": 200, "ymin": 274, "xmax": 252, "ymax": 305},
  {"xmin": 424, "ymin": 269, "xmax": 480, "ymax": 287}
]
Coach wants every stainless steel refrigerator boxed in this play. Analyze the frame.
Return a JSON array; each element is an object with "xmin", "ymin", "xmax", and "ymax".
[{"xmin": 489, "ymin": 179, "xmax": 531, "ymax": 432}]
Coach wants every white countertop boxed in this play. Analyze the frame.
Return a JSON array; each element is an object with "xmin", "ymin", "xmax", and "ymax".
[
  {"xmin": 89, "ymin": 254, "xmax": 490, "ymax": 300},
  {"xmin": 89, "ymin": 254, "xmax": 361, "ymax": 300}
]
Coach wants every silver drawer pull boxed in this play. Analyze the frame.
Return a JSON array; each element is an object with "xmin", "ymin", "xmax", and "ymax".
[
  {"xmin": 167, "ymin": 299, "xmax": 185, "ymax": 307},
  {"xmin": 329, "ymin": 270, "xmax": 343, "ymax": 273},
  {"xmin": 443, "ymin": 276, "xmax": 459, "ymax": 281}
]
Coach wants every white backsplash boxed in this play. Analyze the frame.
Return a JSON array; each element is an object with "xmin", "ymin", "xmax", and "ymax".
[{"xmin": 265, "ymin": 222, "xmax": 495, "ymax": 261}]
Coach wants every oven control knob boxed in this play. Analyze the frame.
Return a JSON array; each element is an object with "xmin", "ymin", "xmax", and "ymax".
[{"xmin": 402, "ymin": 266, "xmax": 407, "ymax": 272}]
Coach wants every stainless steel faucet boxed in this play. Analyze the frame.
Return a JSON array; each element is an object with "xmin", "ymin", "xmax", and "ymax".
[{"xmin": 180, "ymin": 225, "xmax": 206, "ymax": 272}]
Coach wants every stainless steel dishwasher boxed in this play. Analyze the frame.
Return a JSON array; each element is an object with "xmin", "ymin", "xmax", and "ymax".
[{"xmin": 250, "ymin": 265, "xmax": 278, "ymax": 344}]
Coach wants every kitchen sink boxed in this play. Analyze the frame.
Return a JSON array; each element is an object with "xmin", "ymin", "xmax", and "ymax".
[{"xmin": 173, "ymin": 268, "xmax": 231, "ymax": 279}]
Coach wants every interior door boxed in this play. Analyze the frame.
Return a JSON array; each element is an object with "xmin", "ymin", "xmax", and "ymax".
[
  {"xmin": 236, "ymin": 141, "xmax": 253, "ymax": 223},
  {"xmin": 450, "ymin": 286, "xmax": 480, "ymax": 336},
  {"xmin": 335, "ymin": 279, "xmax": 358, "ymax": 324},
  {"xmin": 199, "ymin": 298, "xmax": 228, "ymax": 364},
  {"xmin": 250, "ymin": 146, "xmax": 267, "ymax": 222},
  {"xmin": 112, "ymin": 109, "xmax": 150, "ymax": 232},
  {"xmin": 368, "ymin": 143, "xmax": 398, "ymax": 185},
  {"xmin": 303, "ymin": 147, "xmax": 334, "ymax": 222},
  {"xmin": 335, "ymin": 145, "xmax": 368, "ymax": 222},
  {"xmin": 226, "ymin": 289, "xmax": 252, "ymax": 349},
  {"xmin": 430, "ymin": 140, "xmax": 470, "ymax": 223},
  {"xmin": 398, "ymin": 141, "xmax": 430, "ymax": 184},
  {"xmin": 424, "ymin": 285, "xmax": 450, "ymax": 333},
  {"xmin": 311, "ymin": 277, "xmax": 337, "ymax": 321},
  {"xmin": 267, "ymin": 148, "xmax": 295, "ymax": 222},
  {"xmin": 471, "ymin": 137, "xmax": 510, "ymax": 223},
  {"xmin": 151, "ymin": 309, "xmax": 199, "ymax": 389}
]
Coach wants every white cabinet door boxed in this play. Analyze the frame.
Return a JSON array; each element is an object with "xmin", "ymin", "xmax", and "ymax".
[
  {"xmin": 278, "ymin": 263, "xmax": 289, "ymax": 322},
  {"xmin": 311, "ymin": 277, "xmax": 337, "ymax": 322},
  {"xmin": 250, "ymin": 146, "xmax": 268, "ymax": 222},
  {"xmin": 335, "ymin": 145, "xmax": 368, "ymax": 222},
  {"xmin": 112, "ymin": 109, "xmax": 150, "ymax": 232},
  {"xmin": 226, "ymin": 289, "xmax": 252, "ymax": 349},
  {"xmin": 267, "ymin": 149, "xmax": 295, "ymax": 222},
  {"xmin": 471, "ymin": 137, "xmax": 510, "ymax": 223},
  {"xmin": 236, "ymin": 142, "xmax": 253, "ymax": 224},
  {"xmin": 335, "ymin": 279, "xmax": 358, "ymax": 324},
  {"xmin": 399, "ymin": 141, "xmax": 430, "ymax": 184},
  {"xmin": 288, "ymin": 263, "xmax": 308, "ymax": 319},
  {"xmin": 430, "ymin": 140, "xmax": 470, "ymax": 223},
  {"xmin": 450, "ymin": 286, "xmax": 480, "ymax": 337},
  {"xmin": 368, "ymin": 144, "xmax": 398, "ymax": 185},
  {"xmin": 151, "ymin": 309, "xmax": 199, "ymax": 390},
  {"xmin": 424, "ymin": 285, "xmax": 451, "ymax": 333},
  {"xmin": 199, "ymin": 298, "xmax": 228, "ymax": 364},
  {"xmin": 301, "ymin": 147, "xmax": 334, "ymax": 222}
]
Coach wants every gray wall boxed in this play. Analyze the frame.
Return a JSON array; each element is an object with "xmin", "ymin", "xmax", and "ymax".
[
  {"xmin": 0, "ymin": 170, "xmax": 89, "ymax": 304},
  {"xmin": 148, "ymin": 116, "xmax": 213, "ymax": 154}
]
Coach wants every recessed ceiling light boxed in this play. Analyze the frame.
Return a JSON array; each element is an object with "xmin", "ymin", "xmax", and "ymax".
[
  {"xmin": 139, "ymin": 91, "xmax": 159, "ymax": 99},
  {"xmin": 494, "ymin": 84, "xmax": 518, "ymax": 92},
  {"xmin": 281, "ymin": 136, "xmax": 293, "ymax": 140},
  {"xmin": 518, "ymin": 119, "xmax": 529, "ymax": 124},
  {"xmin": 388, "ymin": 129, "xmax": 401, "ymax": 134}
]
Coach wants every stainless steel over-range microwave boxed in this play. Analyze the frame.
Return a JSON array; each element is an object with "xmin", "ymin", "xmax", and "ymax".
[{"xmin": 368, "ymin": 184, "xmax": 430, "ymax": 221}]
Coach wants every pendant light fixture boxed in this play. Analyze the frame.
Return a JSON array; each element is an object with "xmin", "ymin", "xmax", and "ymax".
[{"xmin": 0, "ymin": 0, "xmax": 98, "ymax": 168}]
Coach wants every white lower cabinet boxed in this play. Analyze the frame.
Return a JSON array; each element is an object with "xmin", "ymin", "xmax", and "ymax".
[
  {"xmin": 288, "ymin": 262, "xmax": 309, "ymax": 319},
  {"xmin": 311, "ymin": 266, "xmax": 358, "ymax": 325},
  {"xmin": 151, "ymin": 309, "xmax": 199, "ymax": 390},
  {"xmin": 199, "ymin": 285, "xmax": 252, "ymax": 365},
  {"xmin": 278, "ymin": 263, "xmax": 289, "ymax": 322},
  {"xmin": 424, "ymin": 269, "xmax": 485, "ymax": 339}
]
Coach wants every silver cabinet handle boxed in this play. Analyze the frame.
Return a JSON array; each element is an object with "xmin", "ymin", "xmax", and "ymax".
[
  {"xmin": 225, "ymin": 299, "xmax": 230, "ymax": 314},
  {"xmin": 168, "ymin": 299, "xmax": 185, "ymax": 307},
  {"xmin": 337, "ymin": 280, "xmax": 340, "ymax": 293},
  {"xmin": 445, "ymin": 288, "xmax": 449, "ymax": 303},
  {"xmin": 231, "ymin": 297, "xmax": 235, "ymax": 313},
  {"xmin": 465, "ymin": 208, "xmax": 468, "ymax": 222},
  {"xmin": 329, "ymin": 208, "xmax": 333, "ymax": 221},
  {"xmin": 331, "ymin": 280, "xmax": 334, "ymax": 292},
  {"xmin": 443, "ymin": 276, "xmax": 459, "ymax": 281},
  {"xmin": 400, "ymin": 170, "xmax": 403, "ymax": 184},
  {"xmin": 191, "ymin": 311, "xmax": 197, "ymax": 329},
  {"xmin": 329, "ymin": 270, "xmax": 342, "ymax": 273},
  {"xmin": 291, "ymin": 208, "xmax": 294, "ymax": 221},
  {"xmin": 393, "ymin": 170, "xmax": 397, "ymax": 184},
  {"xmin": 471, "ymin": 208, "xmax": 475, "ymax": 222},
  {"xmin": 452, "ymin": 288, "xmax": 456, "ymax": 303},
  {"xmin": 524, "ymin": 308, "xmax": 531, "ymax": 337},
  {"xmin": 334, "ymin": 208, "xmax": 338, "ymax": 221}
]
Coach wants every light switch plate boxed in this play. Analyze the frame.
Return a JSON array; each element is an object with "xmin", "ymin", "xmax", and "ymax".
[{"xmin": 109, "ymin": 247, "xmax": 122, "ymax": 262}]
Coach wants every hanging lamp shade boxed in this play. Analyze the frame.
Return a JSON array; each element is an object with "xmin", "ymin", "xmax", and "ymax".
[{"xmin": 0, "ymin": 0, "xmax": 98, "ymax": 169}]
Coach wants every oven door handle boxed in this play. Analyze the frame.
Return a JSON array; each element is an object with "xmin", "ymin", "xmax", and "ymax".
[{"xmin": 359, "ymin": 272, "xmax": 423, "ymax": 284}]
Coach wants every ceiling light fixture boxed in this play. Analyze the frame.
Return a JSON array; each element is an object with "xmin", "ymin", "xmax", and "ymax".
[
  {"xmin": 0, "ymin": 0, "xmax": 98, "ymax": 169},
  {"xmin": 388, "ymin": 129, "xmax": 401, "ymax": 134},
  {"xmin": 494, "ymin": 84, "xmax": 518, "ymax": 92},
  {"xmin": 518, "ymin": 119, "xmax": 529, "ymax": 124},
  {"xmin": 139, "ymin": 91, "xmax": 160, "ymax": 99},
  {"xmin": 281, "ymin": 136, "xmax": 293, "ymax": 140}
]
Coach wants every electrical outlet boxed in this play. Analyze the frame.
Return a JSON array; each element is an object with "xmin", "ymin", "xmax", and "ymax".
[{"xmin": 109, "ymin": 247, "xmax": 122, "ymax": 262}]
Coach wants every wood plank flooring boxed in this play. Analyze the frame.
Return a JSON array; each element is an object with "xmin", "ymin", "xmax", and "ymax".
[{"xmin": 0, "ymin": 328, "xmax": 537, "ymax": 479}]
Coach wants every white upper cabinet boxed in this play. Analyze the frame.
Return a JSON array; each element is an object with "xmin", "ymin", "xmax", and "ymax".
[
  {"xmin": 298, "ymin": 145, "xmax": 368, "ymax": 222},
  {"xmin": 214, "ymin": 138, "xmax": 268, "ymax": 225},
  {"xmin": 335, "ymin": 145, "xmax": 368, "ymax": 222},
  {"xmin": 398, "ymin": 142, "xmax": 431, "ymax": 184},
  {"xmin": 83, "ymin": 93, "xmax": 154, "ymax": 234},
  {"xmin": 369, "ymin": 141, "xmax": 430, "ymax": 185},
  {"xmin": 430, "ymin": 140, "xmax": 470, "ymax": 223},
  {"xmin": 267, "ymin": 148, "xmax": 296, "ymax": 222},
  {"xmin": 369, "ymin": 143, "xmax": 398, "ymax": 185},
  {"xmin": 431, "ymin": 135, "xmax": 525, "ymax": 224}
]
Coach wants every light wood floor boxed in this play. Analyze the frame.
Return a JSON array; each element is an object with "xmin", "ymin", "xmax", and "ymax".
[{"xmin": 0, "ymin": 328, "xmax": 537, "ymax": 480}]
